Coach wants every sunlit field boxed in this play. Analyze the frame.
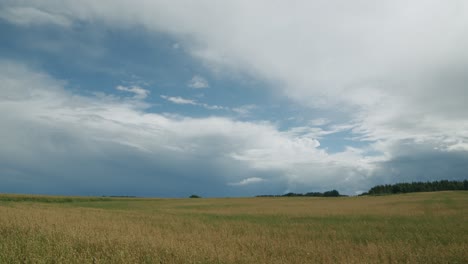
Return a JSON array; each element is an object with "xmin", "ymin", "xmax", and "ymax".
[{"xmin": 0, "ymin": 191, "xmax": 466, "ymax": 263}]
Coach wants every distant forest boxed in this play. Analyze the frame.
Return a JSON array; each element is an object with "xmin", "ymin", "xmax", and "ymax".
[
  {"xmin": 360, "ymin": 180, "xmax": 468, "ymax": 195},
  {"xmin": 256, "ymin": 180, "xmax": 468, "ymax": 197},
  {"xmin": 256, "ymin": 189, "xmax": 343, "ymax": 197}
]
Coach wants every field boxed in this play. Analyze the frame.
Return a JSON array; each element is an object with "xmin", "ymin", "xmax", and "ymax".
[{"xmin": 0, "ymin": 192, "xmax": 466, "ymax": 263}]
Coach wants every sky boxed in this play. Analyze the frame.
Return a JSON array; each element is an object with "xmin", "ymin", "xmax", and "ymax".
[{"xmin": 1, "ymin": 0, "xmax": 467, "ymax": 197}]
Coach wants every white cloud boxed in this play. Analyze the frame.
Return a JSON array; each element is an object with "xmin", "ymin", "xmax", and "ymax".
[
  {"xmin": 160, "ymin": 95, "xmax": 256, "ymax": 114},
  {"xmin": 232, "ymin": 105, "xmax": 256, "ymax": 116},
  {"xmin": 310, "ymin": 118, "xmax": 330, "ymax": 127},
  {"xmin": 200, "ymin": 103, "xmax": 225, "ymax": 110},
  {"xmin": 116, "ymin": 85, "xmax": 150, "ymax": 99},
  {"xmin": 0, "ymin": 6, "xmax": 71, "ymax": 27},
  {"xmin": 188, "ymin": 75, "xmax": 209, "ymax": 89},
  {"xmin": 228, "ymin": 177, "xmax": 265, "ymax": 186},
  {"xmin": 160, "ymin": 95, "xmax": 196, "ymax": 105},
  {"xmin": 160, "ymin": 95, "xmax": 227, "ymax": 111}
]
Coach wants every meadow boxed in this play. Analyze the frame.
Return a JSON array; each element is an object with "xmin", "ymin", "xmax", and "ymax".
[{"xmin": 0, "ymin": 191, "xmax": 466, "ymax": 263}]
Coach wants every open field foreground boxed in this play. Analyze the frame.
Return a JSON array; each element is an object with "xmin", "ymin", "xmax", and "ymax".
[{"xmin": 0, "ymin": 192, "xmax": 466, "ymax": 264}]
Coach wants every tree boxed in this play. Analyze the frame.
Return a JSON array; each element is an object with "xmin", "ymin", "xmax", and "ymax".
[
  {"xmin": 364, "ymin": 180, "xmax": 467, "ymax": 195},
  {"xmin": 323, "ymin": 190, "xmax": 340, "ymax": 197}
]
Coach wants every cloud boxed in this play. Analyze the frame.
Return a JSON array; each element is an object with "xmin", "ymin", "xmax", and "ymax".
[
  {"xmin": 0, "ymin": 6, "xmax": 71, "ymax": 27},
  {"xmin": 310, "ymin": 118, "xmax": 330, "ymax": 127},
  {"xmin": 116, "ymin": 85, "xmax": 150, "ymax": 99},
  {"xmin": 1, "ymin": 1, "xmax": 467, "ymax": 194},
  {"xmin": 370, "ymin": 142, "xmax": 468, "ymax": 186},
  {"xmin": 160, "ymin": 95, "xmax": 197, "ymax": 105},
  {"xmin": 228, "ymin": 177, "xmax": 265, "ymax": 186},
  {"xmin": 232, "ymin": 105, "xmax": 256, "ymax": 116},
  {"xmin": 201, "ymin": 103, "xmax": 225, "ymax": 110},
  {"xmin": 160, "ymin": 95, "xmax": 227, "ymax": 110},
  {"xmin": 187, "ymin": 75, "xmax": 209, "ymax": 89},
  {"xmin": 8, "ymin": 1, "xmax": 467, "ymax": 148},
  {"xmin": 0, "ymin": 60, "xmax": 383, "ymax": 196}
]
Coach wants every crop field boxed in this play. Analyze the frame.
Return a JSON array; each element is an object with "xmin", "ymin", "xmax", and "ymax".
[{"xmin": 0, "ymin": 191, "xmax": 466, "ymax": 263}]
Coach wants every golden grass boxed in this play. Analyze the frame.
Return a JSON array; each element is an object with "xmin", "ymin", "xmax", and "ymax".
[{"xmin": 0, "ymin": 191, "xmax": 467, "ymax": 263}]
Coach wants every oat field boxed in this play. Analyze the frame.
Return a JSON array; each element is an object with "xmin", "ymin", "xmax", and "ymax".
[{"xmin": 0, "ymin": 191, "xmax": 466, "ymax": 263}]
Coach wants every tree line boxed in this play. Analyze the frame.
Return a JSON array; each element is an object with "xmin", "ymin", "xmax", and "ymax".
[
  {"xmin": 255, "ymin": 180, "xmax": 467, "ymax": 198},
  {"xmin": 360, "ymin": 180, "xmax": 468, "ymax": 195},
  {"xmin": 256, "ymin": 189, "xmax": 343, "ymax": 197}
]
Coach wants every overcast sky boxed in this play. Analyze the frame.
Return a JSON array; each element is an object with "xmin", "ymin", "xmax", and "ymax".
[{"xmin": 1, "ymin": 0, "xmax": 467, "ymax": 197}]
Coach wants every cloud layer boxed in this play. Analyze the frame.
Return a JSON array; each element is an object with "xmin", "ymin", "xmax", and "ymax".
[
  {"xmin": 4, "ymin": 1, "xmax": 467, "ymax": 146},
  {"xmin": 1, "ymin": 61, "xmax": 380, "ymax": 196},
  {"xmin": 1, "ymin": 1, "xmax": 467, "ymax": 195}
]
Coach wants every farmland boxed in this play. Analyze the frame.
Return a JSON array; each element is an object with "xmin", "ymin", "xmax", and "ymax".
[{"xmin": 0, "ymin": 191, "xmax": 467, "ymax": 263}]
